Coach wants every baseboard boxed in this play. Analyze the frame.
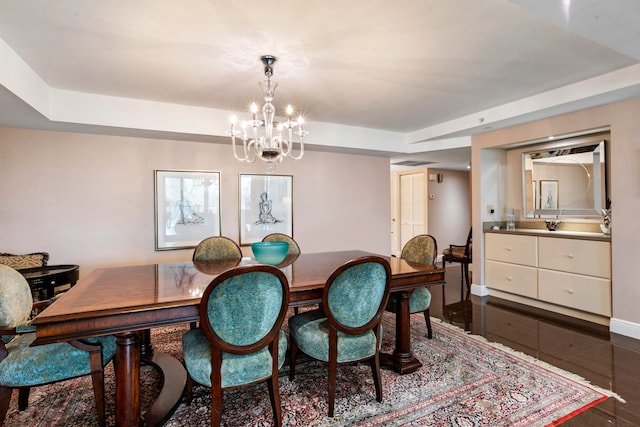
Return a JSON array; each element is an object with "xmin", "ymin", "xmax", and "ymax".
[
  {"xmin": 470, "ymin": 283, "xmax": 489, "ymax": 297},
  {"xmin": 610, "ymin": 317, "xmax": 640, "ymax": 340}
]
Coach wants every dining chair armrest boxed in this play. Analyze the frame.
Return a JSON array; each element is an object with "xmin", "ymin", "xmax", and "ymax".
[
  {"xmin": 69, "ymin": 339, "xmax": 104, "ymax": 353},
  {"xmin": 16, "ymin": 323, "xmax": 37, "ymax": 334},
  {"xmin": 0, "ymin": 323, "xmax": 36, "ymax": 335},
  {"xmin": 0, "ymin": 327, "xmax": 17, "ymax": 336},
  {"xmin": 33, "ymin": 299, "xmax": 53, "ymax": 311},
  {"xmin": 0, "ymin": 340, "xmax": 7, "ymax": 363}
]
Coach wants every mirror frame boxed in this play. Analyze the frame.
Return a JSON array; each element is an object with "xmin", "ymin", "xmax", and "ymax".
[{"xmin": 521, "ymin": 133, "xmax": 609, "ymax": 218}]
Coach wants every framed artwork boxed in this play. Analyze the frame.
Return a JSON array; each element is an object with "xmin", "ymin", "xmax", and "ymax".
[
  {"xmin": 540, "ymin": 180, "xmax": 559, "ymax": 210},
  {"xmin": 533, "ymin": 180, "xmax": 539, "ymax": 209},
  {"xmin": 239, "ymin": 174, "xmax": 293, "ymax": 246},
  {"xmin": 154, "ymin": 170, "xmax": 221, "ymax": 250}
]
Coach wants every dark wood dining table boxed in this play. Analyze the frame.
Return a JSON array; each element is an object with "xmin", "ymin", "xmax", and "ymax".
[{"xmin": 32, "ymin": 250, "xmax": 444, "ymax": 427}]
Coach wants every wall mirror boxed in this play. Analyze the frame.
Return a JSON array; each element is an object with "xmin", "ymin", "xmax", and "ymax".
[{"xmin": 522, "ymin": 131, "xmax": 609, "ymax": 218}]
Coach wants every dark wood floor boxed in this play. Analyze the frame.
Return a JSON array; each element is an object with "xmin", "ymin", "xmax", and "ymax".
[{"xmin": 429, "ymin": 265, "xmax": 640, "ymax": 426}]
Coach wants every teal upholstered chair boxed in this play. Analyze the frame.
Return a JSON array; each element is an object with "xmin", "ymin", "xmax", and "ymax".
[
  {"xmin": 262, "ymin": 233, "xmax": 301, "ymax": 255},
  {"xmin": 182, "ymin": 265, "xmax": 290, "ymax": 426},
  {"xmin": 0, "ymin": 265, "xmax": 116, "ymax": 427},
  {"xmin": 192, "ymin": 236, "xmax": 242, "ymax": 263},
  {"xmin": 288, "ymin": 256, "xmax": 391, "ymax": 417},
  {"xmin": 386, "ymin": 234, "xmax": 438, "ymax": 339}
]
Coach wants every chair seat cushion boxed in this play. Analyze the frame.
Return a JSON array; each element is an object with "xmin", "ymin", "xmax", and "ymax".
[
  {"xmin": 385, "ymin": 287, "xmax": 431, "ymax": 314},
  {"xmin": 442, "ymin": 247, "xmax": 463, "ymax": 256},
  {"xmin": 182, "ymin": 328, "xmax": 287, "ymax": 388},
  {"xmin": 443, "ymin": 244, "xmax": 472, "ymax": 261},
  {"xmin": 289, "ymin": 309, "xmax": 381, "ymax": 363},
  {"xmin": 0, "ymin": 333, "xmax": 116, "ymax": 387}
]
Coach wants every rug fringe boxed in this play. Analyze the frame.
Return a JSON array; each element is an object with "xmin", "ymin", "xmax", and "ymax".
[
  {"xmin": 546, "ymin": 395, "xmax": 609, "ymax": 426},
  {"xmin": 430, "ymin": 317, "xmax": 627, "ymax": 404}
]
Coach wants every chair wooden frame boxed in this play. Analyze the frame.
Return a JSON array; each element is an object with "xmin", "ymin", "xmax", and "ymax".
[
  {"xmin": 188, "ymin": 265, "xmax": 290, "ymax": 427},
  {"xmin": 289, "ymin": 256, "xmax": 391, "ymax": 417},
  {"xmin": 388, "ymin": 234, "xmax": 438, "ymax": 339},
  {"xmin": 0, "ymin": 299, "xmax": 110, "ymax": 427},
  {"xmin": 442, "ymin": 227, "xmax": 472, "ymax": 298}
]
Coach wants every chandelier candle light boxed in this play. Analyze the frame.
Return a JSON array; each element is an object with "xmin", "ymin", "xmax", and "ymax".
[{"xmin": 228, "ymin": 55, "xmax": 307, "ymax": 171}]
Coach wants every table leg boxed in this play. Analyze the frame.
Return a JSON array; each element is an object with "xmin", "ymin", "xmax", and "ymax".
[
  {"xmin": 115, "ymin": 332, "xmax": 141, "ymax": 427},
  {"xmin": 140, "ymin": 329, "xmax": 154, "ymax": 358},
  {"xmin": 380, "ymin": 290, "xmax": 423, "ymax": 374},
  {"xmin": 142, "ymin": 352, "xmax": 187, "ymax": 426},
  {"xmin": 114, "ymin": 329, "xmax": 186, "ymax": 427}
]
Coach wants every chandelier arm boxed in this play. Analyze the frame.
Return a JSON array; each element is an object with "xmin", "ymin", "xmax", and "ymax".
[
  {"xmin": 252, "ymin": 123, "xmax": 259, "ymax": 142},
  {"xmin": 288, "ymin": 139, "xmax": 304, "ymax": 160},
  {"xmin": 245, "ymin": 139, "xmax": 258, "ymax": 163},
  {"xmin": 231, "ymin": 135, "xmax": 249, "ymax": 162},
  {"xmin": 280, "ymin": 139, "xmax": 291, "ymax": 157},
  {"xmin": 285, "ymin": 127, "xmax": 294, "ymax": 156}
]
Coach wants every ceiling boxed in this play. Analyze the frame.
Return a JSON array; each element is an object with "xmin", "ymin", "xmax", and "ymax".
[{"xmin": 0, "ymin": 0, "xmax": 639, "ymax": 171}]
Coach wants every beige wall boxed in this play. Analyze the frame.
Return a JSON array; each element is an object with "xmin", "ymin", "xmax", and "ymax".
[
  {"xmin": 427, "ymin": 168, "xmax": 471, "ymax": 255},
  {"xmin": 472, "ymin": 97, "xmax": 640, "ymax": 336},
  {"xmin": 0, "ymin": 127, "xmax": 391, "ymax": 278}
]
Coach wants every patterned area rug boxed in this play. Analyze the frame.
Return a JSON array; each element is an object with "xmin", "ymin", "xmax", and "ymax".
[{"xmin": 4, "ymin": 312, "xmax": 617, "ymax": 426}]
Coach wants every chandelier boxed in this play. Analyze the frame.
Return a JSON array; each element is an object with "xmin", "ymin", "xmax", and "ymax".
[{"xmin": 227, "ymin": 55, "xmax": 307, "ymax": 170}]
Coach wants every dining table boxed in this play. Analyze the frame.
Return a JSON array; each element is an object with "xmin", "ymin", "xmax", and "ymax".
[{"xmin": 32, "ymin": 249, "xmax": 445, "ymax": 427}]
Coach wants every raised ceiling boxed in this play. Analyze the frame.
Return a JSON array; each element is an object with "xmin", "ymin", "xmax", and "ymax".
[{"xmin": 0, "ymin": 0, "xmax": 639, "ymax": 170}]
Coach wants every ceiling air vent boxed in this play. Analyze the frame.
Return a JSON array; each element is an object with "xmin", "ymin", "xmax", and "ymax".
[{"xmin": 391, "ymin": 160, "xmax": 437, "ymax": 167}]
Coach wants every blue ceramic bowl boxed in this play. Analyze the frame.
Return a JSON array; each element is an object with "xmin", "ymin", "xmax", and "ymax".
[{"xmin": 251, "ymin": 241, "xmax": 289, "ymax": 265}]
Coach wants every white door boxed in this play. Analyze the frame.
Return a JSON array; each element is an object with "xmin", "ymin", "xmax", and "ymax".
[
  {"xmin": 390, "ymin": 173, "xmax": 399, "ymax": 256},
  {"xmin": 399, "ymin": 172, "xmax": 425, "ymax": 249}
]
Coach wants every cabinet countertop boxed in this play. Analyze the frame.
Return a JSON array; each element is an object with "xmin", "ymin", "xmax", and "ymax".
[{"xmin": 484, "ymin": 227, "xmax": 611, "ymax": 242}]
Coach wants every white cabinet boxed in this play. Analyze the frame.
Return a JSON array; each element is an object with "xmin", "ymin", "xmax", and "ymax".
[
  {"xmin": 485, "ymin": 261, "xmax": 538, "ymax": 298},
  {"xmin": 484, "ymin": 231, "xmax": 612, "ymax": 321},
  {"xmin": 538, "ymin": 269, "xmax": 611, "ymax": 316},
  {"xmin": 538, "ymin": 237, "xmax": 611, "ymax": 316},
  {"xmin": 538, "ymin": 237, "xmax": 610, "ymax": 278},
  {"xmin": 485, "ymin": 233, "xmax": 538, "ymax": 298},
  {"xmin": 484, "ymin": 233, "xmax": 537, "ymax": 266}
]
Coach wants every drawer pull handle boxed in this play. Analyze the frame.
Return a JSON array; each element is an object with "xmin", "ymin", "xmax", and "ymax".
[
  {"xmin": 567, "ymin": 253, "xmax": 574, "ymax": 259},
  {"xmin": 506, "ymin": 276, "xmax": 512, "ymax": 281},
  {"xmin": 566, "ymin": 289, "xmax": 574, "ymax": 294},
  {"xmin": 506, "ymin": 247, "xmax": 512, "ymax": 251}
]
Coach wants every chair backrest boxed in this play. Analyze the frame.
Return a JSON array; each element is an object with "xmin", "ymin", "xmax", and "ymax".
[
  {"xmin": 262, "ymin": 233, "xmax": 301, "ymax": 255},
  {"xmin": 192, "ymin": 236, "xmax": 242, "ymax": 263},
  {"xmin": 400, "ymin": 234, "xmax": 438, "ymax": 266},
  {"xmin": 0, "ymin": 265, "xmax": 33, "ymax": 329},
  {"xmin": 199, "ymin": 265, "xmax": 289, "ymax": 354},
  {"xmin": 323, "ymin": 256, "xmax": 391, "ymax": 334},
  {"xmin": 465, "ymin": 227, "xmax": 473, "ymax": 259}
]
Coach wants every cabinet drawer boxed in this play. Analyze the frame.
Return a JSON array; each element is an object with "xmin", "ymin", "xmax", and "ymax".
[
  {"xmin": 538, "ymin": 269, "xmax": 611, "ymax": 316},
  {"xmin": 485, "ymin": 233, "xmax": 537, "ymax": 266},
  {"xmin": 485, "ymin": 260, "xmax": 537, "ymax": 298},
  {"xmin": 538, "ymin": 237, "xmax": 610, "ymax": 278}
]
